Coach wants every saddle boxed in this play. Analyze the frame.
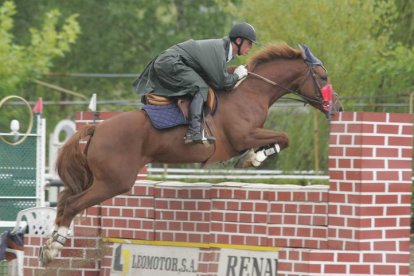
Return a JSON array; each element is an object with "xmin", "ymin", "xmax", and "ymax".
[
  {"xmin": 141, "ymin": 89, "xmax": 217, "ymax": 129},
  {"xmin": 143, "ymin": 89, "xmax": 216, "ymax": 118}
]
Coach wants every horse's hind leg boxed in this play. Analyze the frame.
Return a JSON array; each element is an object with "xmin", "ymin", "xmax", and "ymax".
[{"xmin": 40, "ymin": 176, "xmax": 137, "ymax": 265}]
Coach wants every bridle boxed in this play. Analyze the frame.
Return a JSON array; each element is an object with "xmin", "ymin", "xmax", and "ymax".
[{"xmin": 247, "ymin": 61, "xmax": 337, "ymax": 115}]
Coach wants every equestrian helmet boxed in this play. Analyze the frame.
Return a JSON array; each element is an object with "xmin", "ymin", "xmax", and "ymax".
[{"xmin": 229, "ymin": 22, "xmax": 257, "ymax": 43}]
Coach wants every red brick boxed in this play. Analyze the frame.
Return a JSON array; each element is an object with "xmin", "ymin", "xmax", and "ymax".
[
  {"xmin": 308, "ymin": 264, "xmax": 322, "ymax": 273},
  {"xmin": 402, "ymin": 125, "xmax": 413, "ymax": 135},
  {"xmin": 399, "ymin": 240, "xmax": 410, "ymax": 251},
  {"xmin": 386, "ymin": 253, "xmax": 410, "ymax": 263},
  {"xmin": 234, "ymin": 189, "xmax": 247, "ymax": 199},
  {"xmin": 358, "ymin": 206, "xmax": 384, "ymax": 216},
  {"xmin": 328, "ymin": 216, "xmax": 345, "ymax": 226},
  {"xmin": 277, "ymin": 192, "xmax": 293, "ymax": 201},
  {"xmin": 329, "ymin": 170, "xmax": 344, "ymax": 180},
  {"xmin": 389, "ymin": 136, "xmax": 412, "ymax": 147},
  {"xmin": 353, "ymin": 159, "xmax": 384, "ymax": 168},
  {"xmin": 375, "ymin": 217, "xmax": 396, "ymax": 227},
  {"xmin": 363, "ymin": 253, "xmax": 383, "ymax": 263},
  {"xmin": 224, "ymin": 223, "xmax": 237, "ymax": 233},
  {"xmin": 347, "ymin": 123, "xmax": 362, "ymax": 133},
  {"xmin": 377, "ymin": 171, "xmax": 401, "ymax": 181},
  {"xmin": 358, "ymin": 229, "xmax": 382, "ymax": 239},
  {"xmin": 350, "ymin": 264, "xmax": 371, "ymax": 274},
  {"xmin": 388, "ymin": 183, "xmax": 411, "ymax": 195},
  {"xmin": 328, "ymin": 193, "xmax": 345, "ymax": 203},
  {"xmin": 376, "ymin": 195, "xmax": 398, "ymax": 204},
  {"xmin": 190, "ymin": 189, "xmax": 205, "ymax": 199},
  {"xmin": 169, "ymin": 200, "xmax": 183, "ymax": 209},
  {"xmin": 377, "ymin": 124, "xmax": 399, "ymax": 134},
  {"xmin": 385, "ymin": 229, "xmax": 410, "ymax": 239},
  {"xmin": 241, "ymin": 201, "xmax": 254, "ymax": 211},
  {"xmin": 339, "ymin": 135, "xmax": 353, "ymax": 144},
  {"xmin": 247, "ymin": 190, "xmax": 262, "ymax": 200},
  {"xmin": 388, "ymin": 113, "xmax": 413, "ymax": 124},
  {"xmin": 386, "ymin": 206, "xmax": 410, "ymax": 216},
  {"xmin": 373, "ymin": 241, "xmax": 396, "ymax": 251},
  {"xmin": 376, "ymin": 147, "xmax": 399, "ymax": 157},
  {"xmin": 224, "ymin": 212, "xmax": 238, "ymax": 222},
  {"xmin": 330, "ymin": 123, "xmax": 346, "ymax": 132},
  {"xmin": 337, "ymin": 158, "xmax": 351, "ymax": 169},
  {"xmin": 338, "ymin": 228, "xmax": 353, "ymax": 239},
  {"xmin": 309, "ymin": 252, "xmax": 334, "ymax": 262},
  {"xmin": 230, "ymin": 235, "xmax": 244, "ymax": 244},
  {"xmin": 373, "ymin": 265, "xmax": 396, "ymax": 275},
  {"xmin": 337, "ymin": 253, "xmax": 360, "ymax": 262},
  {"xmin": 359, "ymin": 183, "xmax": 385, "ymax": 193},
  {"xmin": 254, "ymin": 202, "xmax": 268, "ymax": 212},
  {"xmin": 354, "ymin": 135, "xmax": 385, "ymax": 146},
  {"xmin": 324, "ymin": 264, "xmax": 347, "ymax": 274},
  {"xmin": 329, "ymin": 146, "xmax": 344, "ymax": 156},
  {"xmin": 388, "ymin": 159, "xmax": 412, "ymax": 169}
]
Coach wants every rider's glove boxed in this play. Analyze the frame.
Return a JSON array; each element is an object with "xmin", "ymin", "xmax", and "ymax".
[{"xmin": 234, "ymin": 65, "xmax": 248, "ymax": 80}]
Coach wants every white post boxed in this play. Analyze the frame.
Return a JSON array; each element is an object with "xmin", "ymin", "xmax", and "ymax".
[{"xmin": 36, "ymin": 115, "xmax": 46, "ymax": 206}]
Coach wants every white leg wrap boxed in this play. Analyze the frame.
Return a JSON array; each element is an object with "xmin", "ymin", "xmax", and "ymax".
[
  {"xmin": 252, "ymin": 144, "xmax": 280, "ymax": 167},
  {"xmin": 57, "ymin": 226, "xmax": 69, "ymax": 237}
]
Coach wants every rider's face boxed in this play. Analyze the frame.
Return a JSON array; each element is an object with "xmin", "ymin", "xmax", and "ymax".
[{"xmin": 238, "ymin": 38, "xmax": 253, "ymax": 56}]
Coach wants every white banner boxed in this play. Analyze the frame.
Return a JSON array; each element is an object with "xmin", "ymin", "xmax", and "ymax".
[
  {"xmin": 111, "ymin": 243, "xmax": 199, "ymax": 276},
  {"xmin": 218, "ymin": 248, "xmax": 278, "ymax": 276}
]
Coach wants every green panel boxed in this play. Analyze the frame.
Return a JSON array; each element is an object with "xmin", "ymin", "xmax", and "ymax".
[
  {"xmin": 0, "ymin": 199, "xmax": 36, "ymax": 221},
  {"xmin": 0, "ymin": 116, "xmax": 38, "ymax": 225},
  {"xmin": 0, "ymin": 261, "xmax": 8, "ymax": 276}
]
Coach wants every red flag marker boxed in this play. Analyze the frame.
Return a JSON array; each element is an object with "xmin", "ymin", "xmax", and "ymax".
[{"xmin": 33, "ymin": 97, "xmax": 43, "ymax": 113}]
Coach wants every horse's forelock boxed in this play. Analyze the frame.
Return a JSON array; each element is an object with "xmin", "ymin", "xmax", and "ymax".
[{"xmin": 247, "ymin": 43, "xmax": 302, "ymax": 70}]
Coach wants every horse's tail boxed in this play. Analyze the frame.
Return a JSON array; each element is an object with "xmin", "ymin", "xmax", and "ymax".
[{"xmin": 55, "ymin": 125, "xmax": 95, "ymax": 225}]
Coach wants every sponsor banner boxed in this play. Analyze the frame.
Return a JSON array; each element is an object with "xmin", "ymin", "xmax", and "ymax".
[
  {"xmin": 111, "ymin": 243, "xmax": 199, "ymax": 276},
  {"xmin": 218, "ymin": 248, "xmax": 278, "ymax": 276}
]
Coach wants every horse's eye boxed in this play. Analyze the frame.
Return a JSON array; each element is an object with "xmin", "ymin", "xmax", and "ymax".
[{"xmin": 320, "ymin": 76, "xmax": 328, "ymax": 81}]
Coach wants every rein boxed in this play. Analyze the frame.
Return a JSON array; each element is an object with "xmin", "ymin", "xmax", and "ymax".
[{"xmin": 247, "ymin": 69, "xmax": 323, "ymax": 106}]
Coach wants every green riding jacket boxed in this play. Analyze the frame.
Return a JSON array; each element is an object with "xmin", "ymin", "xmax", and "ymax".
[{"xmin": 133, "ymin": 37, "xmax": 239, "ymax": 101}]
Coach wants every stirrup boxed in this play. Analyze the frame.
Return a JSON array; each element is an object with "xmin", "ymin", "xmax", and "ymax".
[{"xmin": 184, "ymin": 130, "xmax": 215, "ymax": 145}]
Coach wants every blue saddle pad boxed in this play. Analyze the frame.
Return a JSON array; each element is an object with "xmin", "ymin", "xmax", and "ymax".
[{"xmin": 142, "ymin": 104, "xmax": 189, "ymax": 129}]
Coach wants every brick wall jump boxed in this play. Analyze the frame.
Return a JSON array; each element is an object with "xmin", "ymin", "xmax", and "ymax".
[{"xmin": 22, "ymin": 111, "xmax": 413, "ymax": 276}]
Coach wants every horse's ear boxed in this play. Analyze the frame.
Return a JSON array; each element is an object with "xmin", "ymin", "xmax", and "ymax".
[
  {"xmin": 299, "ymin": 44, "xmax": 323, "ymax": 66},
  {"xmin": 297, "ymin": 44, "xmax": 306, "ymax": 59}
]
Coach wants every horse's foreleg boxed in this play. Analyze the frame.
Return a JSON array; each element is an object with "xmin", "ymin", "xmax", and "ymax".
[{"xmin": 234, "ymin": 128, "xmax": 289, "ymax": 168}]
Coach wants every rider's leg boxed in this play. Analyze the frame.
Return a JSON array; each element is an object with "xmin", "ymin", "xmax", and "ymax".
[{"xmin": 185, "ymin": 91, "xmax": 215, "ymax": 144}]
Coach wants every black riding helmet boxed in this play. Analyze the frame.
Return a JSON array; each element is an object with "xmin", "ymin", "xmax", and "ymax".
[{"xmin": 229, "ymin": 22, "xmax": 257, "ymax": 55}]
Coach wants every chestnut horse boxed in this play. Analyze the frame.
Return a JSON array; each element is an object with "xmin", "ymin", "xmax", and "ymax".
[{"xmin": 39, "ymin": 43, "xmax": 342, "ymax": 264}]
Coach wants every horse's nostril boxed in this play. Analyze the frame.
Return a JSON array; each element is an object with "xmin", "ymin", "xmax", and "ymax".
[{"xmin": 339, "ymin": 106, "xmax": 344, "ymax": 112}]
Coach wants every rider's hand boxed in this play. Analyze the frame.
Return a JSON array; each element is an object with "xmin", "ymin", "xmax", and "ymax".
[{"xmin": 234, "ymin": 65, "xmax": 248, "ymax": 80}]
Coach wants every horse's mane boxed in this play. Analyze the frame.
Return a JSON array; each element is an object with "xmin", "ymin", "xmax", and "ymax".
[{"xmin": 247, "ymin": 43, "xmax": 302, "ymax": 70}]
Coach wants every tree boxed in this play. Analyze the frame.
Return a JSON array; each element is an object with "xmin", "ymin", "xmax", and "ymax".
[
  {"xmin": 0, "ymin": 1, "xmax": 80, "ymax": 97},
  {"xmin": 0, "ymin": 1, "xmax": 79, "ymax": 133},
  {"xmin": 12, "ymin": 1, "xmax": 236, "ymax": 105}
]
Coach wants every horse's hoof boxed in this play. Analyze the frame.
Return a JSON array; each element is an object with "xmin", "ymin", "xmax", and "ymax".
[
  {"xmin": 39, "ymin": 244, "xmax": 52, "ymax": 266},
  {"xmin": 38, "ymin": 239, "xmax": 56, "ymax": 266}
]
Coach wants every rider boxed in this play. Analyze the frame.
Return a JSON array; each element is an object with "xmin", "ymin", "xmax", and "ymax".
[{"xmin": 133, "ymin": 22, "xmax": 257, "ymax": 144}]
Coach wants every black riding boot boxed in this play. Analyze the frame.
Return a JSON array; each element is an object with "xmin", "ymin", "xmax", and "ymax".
[{"xmin": 184, "ymin": 92, "xmax": 215, "ymax": 144}]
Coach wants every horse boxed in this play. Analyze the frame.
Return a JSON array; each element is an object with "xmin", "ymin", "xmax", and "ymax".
[{"xmin": 39, "ymin": 43, "xmax": 343, "ymax": 265}]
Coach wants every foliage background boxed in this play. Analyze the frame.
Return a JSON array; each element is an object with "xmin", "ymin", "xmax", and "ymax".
[{"xmin": 0, "ymin": 0, "xmax": 413, "ymax": 172}]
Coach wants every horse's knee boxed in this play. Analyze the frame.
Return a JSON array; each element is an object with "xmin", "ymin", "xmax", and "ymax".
[{"xmin": 277, "ymin": 133, "xmax": 289, "ymax": 149}]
